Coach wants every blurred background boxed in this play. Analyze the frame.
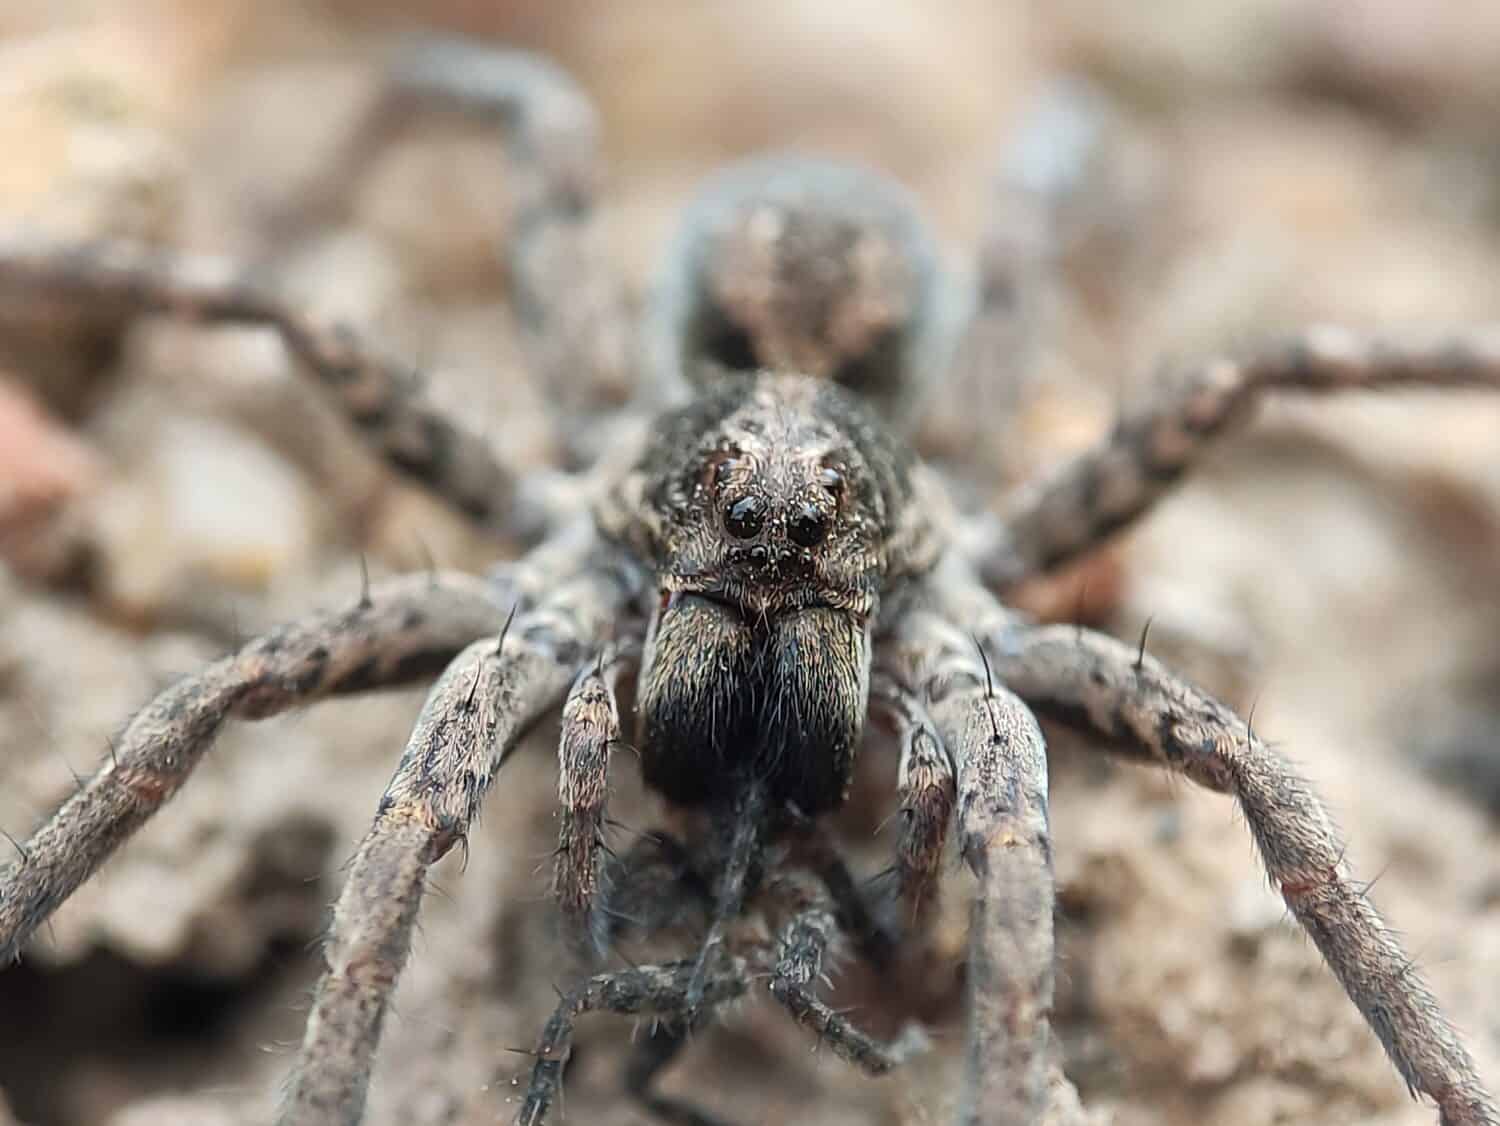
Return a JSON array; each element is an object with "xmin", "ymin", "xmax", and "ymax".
[{"xmin": 1, "ymin": 1, "xmax": 1498, "ymax": 1124}]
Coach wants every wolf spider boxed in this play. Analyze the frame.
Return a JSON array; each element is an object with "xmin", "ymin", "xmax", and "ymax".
[{"xmin": 0, "ymin": 34, "xmax": 1497, "ymax": 1126}]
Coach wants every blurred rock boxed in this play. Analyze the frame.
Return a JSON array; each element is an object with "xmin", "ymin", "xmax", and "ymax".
[
  {"xmin": 0, "ymin": 376, "xmax": 100, "ymax": 582},
  {"xmin": 1049, "ymin": 0, "xmax": 1298, "ymax": 96},
  {"xmin": 86, "ymin": 409, "xmax": 322, "ymax": 626},
  {"xmin": 1, "ymin": 4, "xmax": 1499, "ymax": 1125},
  {"xmin": 110, "ymin": 1097, "xmax": 249, "ymax": 1126},
  {"xmin": 0, "ymin": 28, "xmax": 186, "ymax": 414},
  {"xmin": 1405, "ymin": 694, "xmax": 1500, "ymax": 818},
  {"xmin": 350, "ymin": 122, "xmax": 515, "ymax": 295},
  {"xmin": 1291, "ymin": 0, "xmax": 1500, "ymax": 125},
  {"xmin": 1226, "ymin": 878, "xmax": 1291, "ymax": 956}
]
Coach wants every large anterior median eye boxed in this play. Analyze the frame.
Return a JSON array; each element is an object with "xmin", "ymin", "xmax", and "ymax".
[
  {"xmin": 724, "ymin": 494, "xmax": 767, "ymax": 539},
  {"xmin": 789, "ymin": 502, "xmax": 830, "ymax": 547}
]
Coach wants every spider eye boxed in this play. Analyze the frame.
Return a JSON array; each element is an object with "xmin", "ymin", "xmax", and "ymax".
[
  {"xmin": 788, "ymin": 503, "xmax": 831, "ymax": 548},
  {"xmin": 723, "ymin": 494, "xmax": 766, "ymax": 539},
  {"xmin": 702, "ymin": 451, "xmax": 741, "ymax": 493},
  {"xmin": 818, "ymin": 464, "xmax": 845, "ymax": 496}
]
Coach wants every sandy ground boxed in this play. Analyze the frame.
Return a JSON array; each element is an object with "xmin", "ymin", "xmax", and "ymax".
[{"xmin": 1, "ymin": 2, "xmax": 1498, "ymax": 1124}]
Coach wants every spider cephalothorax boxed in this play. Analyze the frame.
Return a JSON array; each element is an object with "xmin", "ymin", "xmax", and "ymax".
[
  {"xmin": 0, "ymin": 32, "xmax": 1496, "ymax": 1126},
  {"xmin": 617, "ymin": 371, "xmax": 938, "ymax": 811}
]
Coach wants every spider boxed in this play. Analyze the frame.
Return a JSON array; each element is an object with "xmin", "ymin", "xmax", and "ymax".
[{"xmin": 0, "ymin": 33, "xmax": 1497, "ymax": 1126}]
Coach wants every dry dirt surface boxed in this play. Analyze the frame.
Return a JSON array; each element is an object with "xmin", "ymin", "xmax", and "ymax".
[{"xmin": 1, "ymin": 2, "xmax": 1499, "ymax": 1125}]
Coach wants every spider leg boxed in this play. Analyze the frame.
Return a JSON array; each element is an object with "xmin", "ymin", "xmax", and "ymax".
[
  {"xmin": 785, "ymin": 808, "xmax": 899, "ymax": 968},
  {"xmin": 973, "ymin": 325, "xmax": 1500, "ymax": 587},
  {"xmin": 983, "ymin": 617, "xmax": 1500, "ymax": 1126},
  {"xmin": 375, "ymin": 36, "xmax": 637, "ymax": 451},
  {"xmin": 523, "ymin": 853, "xmax": 924, "ymax": 1126},
  {"xmin": 684, "ymin": 782, "xmax": 768, "ymax": 1019},
  {"xmin": 280, "ymin": 542, "xmax": 638, "ymax": 1125},
  {"xmin": 869, "ymin": 672, "xmax": 955, "ymax": 931},
  {"xmin": 555, "ymin": 645, "xmax": 639, "ymax": 964},
  {"xmin": 0, "ymin": 571, "xmax": 508, "ymax": 962},
  {"xmin": 941, "ymin": 675, "xmax": 1055, "ymax": 1126},
  {"xmin": 760, "ymin": 877, "xmax": 931, "ymax": 1076},
  {"xmin": 515, "ymin": 957, "xmax": 753, "ymax": 1126},
  {"xmin": 0, "ymin": 233, "xmax": 538, "ymax": 534},
  {"xmin": 882, "ymin": 608, "xmax": 1058, "ymax": 1126},
  {"xmin": 925, "ymin": 79, "xmax": 1121, "ymax": 474},
  {"xmin": 606, "ymin": 834, "xmax": 731, "ymax": 1125}
]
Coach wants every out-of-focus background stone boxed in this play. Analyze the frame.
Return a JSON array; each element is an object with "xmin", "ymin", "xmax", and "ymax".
[{"xmin": 1, "ymin": 1, "xmax": 1498, "ymax": 1124}]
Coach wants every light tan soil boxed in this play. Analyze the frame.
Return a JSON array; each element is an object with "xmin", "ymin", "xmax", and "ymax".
[{"xmin": 1, "ymin": 3, "xmax": 1497, "ymax": 1124}]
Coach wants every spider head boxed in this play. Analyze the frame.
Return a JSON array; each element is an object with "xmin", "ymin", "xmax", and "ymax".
[
  {"xmin": 629, "ymin": 373, "xmax": 913, "ymax": 813},
  {"xmin": 666, "ymin": 157, "xmax": 941, "ymax": 418},
  {"xmin": 642, "ymin": 372, "xmax": 898, "ymax": 620}
]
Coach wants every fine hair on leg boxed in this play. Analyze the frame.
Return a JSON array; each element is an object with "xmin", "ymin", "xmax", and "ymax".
[
  {"xmin": 784, "ymin": 807, "xmax": 898, "ymax": 968},
  {"xmin": 0, "ymin": 572, "xmax": 509, "ymax": 963},
  {"xmin": 881, "ymin": 603, "xmax": 1058, "ymax": 1125},
  {"xmin": 759, "ymin": 873, "xmax": 929, "ymax": 1074},
  {"xmin": 280, "ymin": 549, "xmax": 637, "ymax": 1125},
  {"xmin": 683, "ymin": 779, "xmax": 770, "ymax": 1018},
  {"xmin": 983, "ymin": 619, "xmax": 1499, "ymax": 1126},
  {"xmin": 553, "ymin": 646, "xmax": 637, "ymax": 965},
  {"xmin": 869, "ymin": 672, "xmax": 955, "ymax": 931},
  {"xmin": 0, "ymin": 233, "xmax": 521, "ymax": 530},
  {"xmin": 515, "ymin": 956, "xmax": 753, "ymax": 1126},
  {"xmin": 975, "ymin": 326, "xmax": 1500, "ymax": 587}
]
